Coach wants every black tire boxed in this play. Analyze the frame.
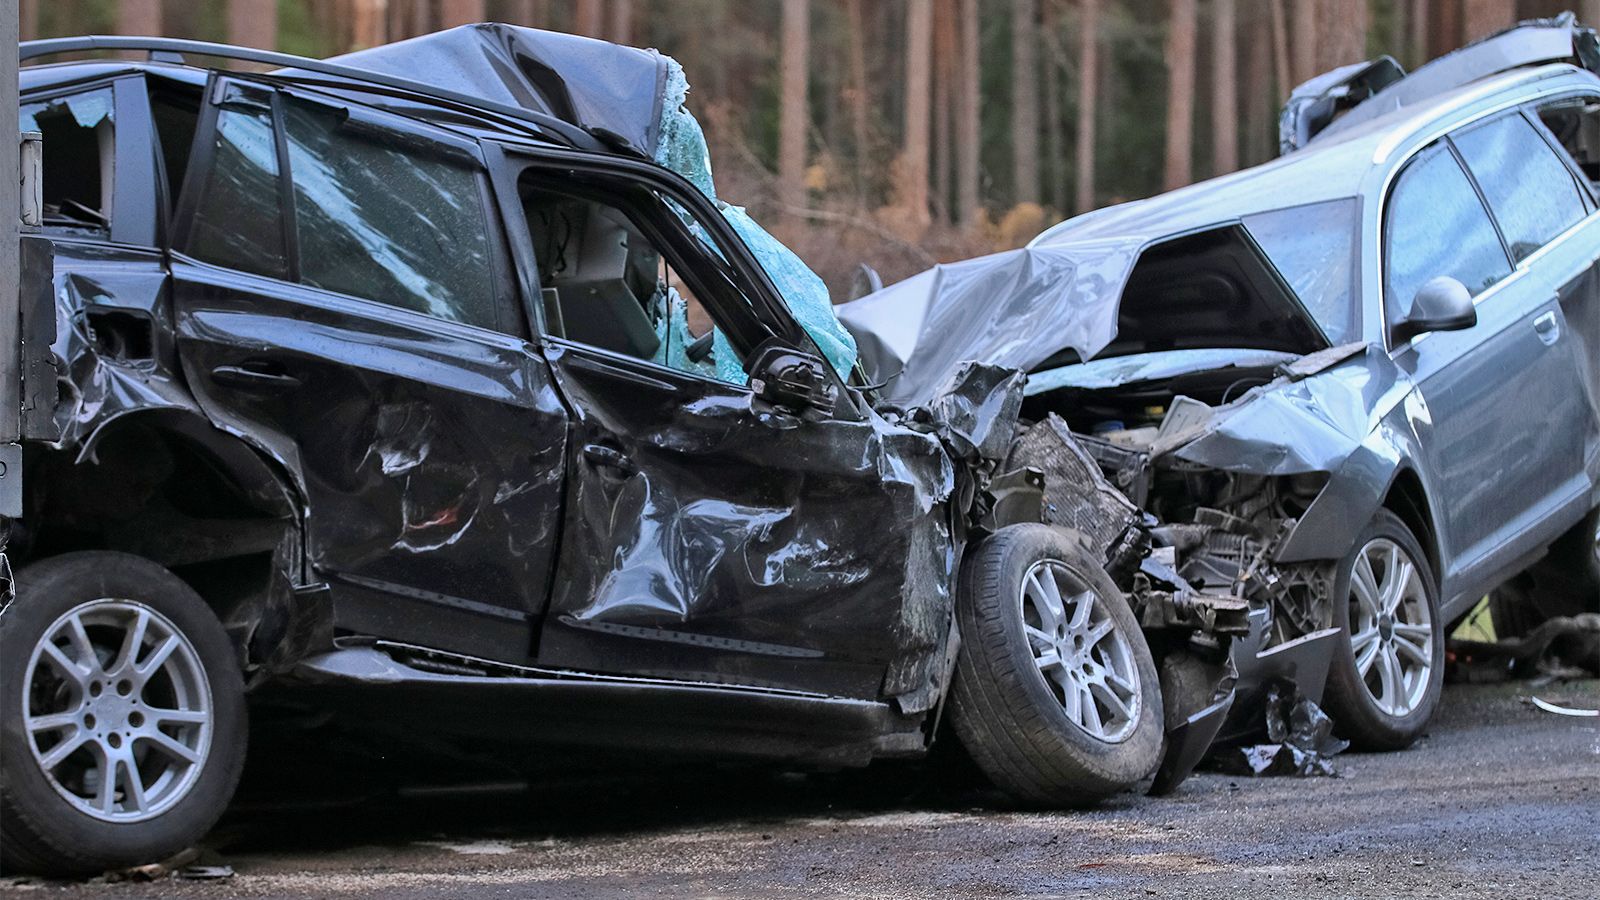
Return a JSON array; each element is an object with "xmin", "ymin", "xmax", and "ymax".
[
  {"xmin": 949, "ymin": 524, "xmax": 1163, "ymax": 807},
  {"xmin": 0, "ymin": 552, "xmax": 247, "ymax": 876},
  {"xmin": 1523, "ymin": 508, "xmax": 1600, "ymax": 621},
  {"xmin": 1322, "ymin": 511, "xmax": 1444, "ymax": 751}
]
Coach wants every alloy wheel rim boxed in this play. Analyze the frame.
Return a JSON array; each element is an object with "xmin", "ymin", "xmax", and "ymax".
[
  {"xmin": 1019, "ymin": 559, "xmax": 1142, "ymax": 743},
  {"xmin": 1347, "ymin": 538, "xmax": 1433, "ymax": 717},
  {"xmin": 22, "ymin": 599, "xmax": 213, "ymax": 823}
]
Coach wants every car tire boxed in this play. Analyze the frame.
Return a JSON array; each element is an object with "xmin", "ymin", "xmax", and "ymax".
[
  {"xmin": 1525, "ymin": 508, "xmax": 1600, "ymax": 619},
  {"xmin": 949, "ymin": 524, "xmax": 1163, "ymax": 807},
  {"xmin": 1322, "ymin": 511, "xmax": 1444, "ymax": 751},
  {"xmin": 0, "ymin": 552, "xmax": 247, "ymax": 876}
]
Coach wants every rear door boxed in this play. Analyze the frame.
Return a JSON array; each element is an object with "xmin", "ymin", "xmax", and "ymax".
[{"xmin": 168, "ymin": 77, "xmax": 568, "ymax": 662}]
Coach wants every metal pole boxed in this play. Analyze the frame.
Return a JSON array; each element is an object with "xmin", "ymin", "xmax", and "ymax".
[{"xmin": 0, "ymin": 2, "xmax": 17, "ymax": 447}]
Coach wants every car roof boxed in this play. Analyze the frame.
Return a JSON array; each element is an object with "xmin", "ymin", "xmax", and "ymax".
[{"xmin": 1033, "ymin": 62, "xmax": 1596, "ymax": 249}]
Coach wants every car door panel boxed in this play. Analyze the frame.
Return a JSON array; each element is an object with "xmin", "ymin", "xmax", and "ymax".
[{"xmin": 536, "ymin": 339, "xmax": 954, "ymax": 700}]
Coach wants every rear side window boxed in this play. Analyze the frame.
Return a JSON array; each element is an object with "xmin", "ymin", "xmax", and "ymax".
[
  {"xmin": 1384, "ymin": 144, "xmax": 1511, "ymax": 330},
  {"xmin": 19, "ymin": 87, "xmax": 115, "ymax": 235},
  {"xmin": 186, "ymin": 84, "xmax": 288, "ymax": 279},
  {"xmin": 1452, "ymin": 113, "xmax": 1587, "ymax": 262},
  {"xmin": 282, "ymin": 98, "xmax": 499, "ymax": 330}
]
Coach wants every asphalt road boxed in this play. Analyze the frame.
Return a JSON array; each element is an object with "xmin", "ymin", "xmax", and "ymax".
[{"xmin": 5, "ymin": 678, "xmax": 1598, "ymax": 899}]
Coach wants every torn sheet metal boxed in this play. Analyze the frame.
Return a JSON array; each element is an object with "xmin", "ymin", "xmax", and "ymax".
[
  {"xmin": 1027, "ymin": 349, "xmax": 1299, "ymax": 396},
  {"xmin": 1220, "ymin": 683, "xmax": 1349, "ymax": 776},
  {"xmin": 325, "ymin": 24, "xmax": 670, "ymax": 156}
]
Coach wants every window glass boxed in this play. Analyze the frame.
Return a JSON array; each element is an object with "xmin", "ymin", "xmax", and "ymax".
[
  {"xmin": 187, "ymin": 85, "xmax": 287, "ymax": 279},
  {"xmin": 1453, "ymin": 114, "xmax": 1587, "ymax": 262},
  {"xmin": 1384, "ymin": 144, "xmax": 1511, "ymax": 333},
  {"xmin": 1244, "ymin": 199, "xmax": 1358, "ymax": 344},
  {"xmin": 19, "ymin": 87, "xmax": 114, "ymax": 235},
  {"xmin": 282, "ymin": 98, "xmax": 499, "ymax": 330}
]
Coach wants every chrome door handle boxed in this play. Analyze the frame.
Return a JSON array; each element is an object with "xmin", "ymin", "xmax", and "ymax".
[{"xmin": 1533, "ymin": 311, "xmax": 1561, "ymax": 346}]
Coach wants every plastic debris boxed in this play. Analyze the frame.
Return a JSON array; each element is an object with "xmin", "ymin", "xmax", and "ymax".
[
  {"xmin": 1221, "ymin": 683, "xmax": 1349, "ymax": 777},
  {"xmin": 1528, "ymin": 696, "xmax": 1600, "ymax": 718}
]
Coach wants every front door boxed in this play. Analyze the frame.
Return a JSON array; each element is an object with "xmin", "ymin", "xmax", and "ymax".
[
  {"xmin": 168, "ymin": 78, "xmax": 568, "ymax": 662},
  {"xmin": 495, "ymin": 156, "xmax": 956, "ymax": 702}
]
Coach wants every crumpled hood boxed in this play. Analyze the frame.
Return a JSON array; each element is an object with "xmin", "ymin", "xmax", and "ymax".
[
  {"xmin": 837, "ymin": 241, "xmax": 1145, "ymax": 405},
  {"xmin": 325, "ymin": 23, "xmax": 670, "ymax": 155}
]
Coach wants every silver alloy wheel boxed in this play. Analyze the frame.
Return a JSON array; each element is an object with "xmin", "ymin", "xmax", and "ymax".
[
  {"xmin": 21, "ymin": 599, "xmax": 213, "ymax": 823},
  {"xmin": 1347, "ymin": 538, "xmax": 1433, "ymax": 717},
  {"xmin": 1019, "ymin": 559, "xmax": 1142, "ymax": 743}
]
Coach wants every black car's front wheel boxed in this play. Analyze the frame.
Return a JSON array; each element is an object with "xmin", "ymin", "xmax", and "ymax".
[
  {"xmin": 0, "ymin": 552, "xmax": 247, "ymax": 876},
  {"xmin": 1322, "ymin": 511, "xmax": 1444, "ymax": 751},
  {"xmin": 949, "ymin": 524, "xmax": 1163, "ymax": 807}
]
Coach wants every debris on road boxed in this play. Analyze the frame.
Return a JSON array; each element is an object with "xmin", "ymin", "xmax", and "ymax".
[{"xmin": 1218, "ymin": 683, "xmax": 1348, "ymax": 777}]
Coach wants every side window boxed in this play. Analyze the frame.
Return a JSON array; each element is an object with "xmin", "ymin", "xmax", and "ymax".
[
  {"xmin": 1452, "ymin": 113, "xmax": 1587, "ymax": 262},
  {"xmin": 519, "ymin": 172, "xmax": 747, "ymax": 385},
  {"xmin": 1384, "ymin": 143, "xmax": 1511, "ymax": 335},
  {"xmin": 1244, "ymin": 198, "xmax": 1359, "ymax": 344},
  {"xmin": 1537, "ymin": 95, "xmax": 1600, "ymax": 195},
  {"xmin": 19, "ymin": 87, "xmax": 115, "ymax": 236},
  {"xmin": 186, "ymin": 83, "xmax": 287, "ymax": 279},
  {"xmin": 281, "ymin": 97, "xmax": 500, "ymax": 331}
]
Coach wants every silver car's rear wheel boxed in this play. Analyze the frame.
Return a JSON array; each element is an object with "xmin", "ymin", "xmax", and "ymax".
[
  {"xmin": 1346, "ymin": 539, "xmax": 1434, "ymax": 718},
  {"xmin": 23, "ymin": 600, "xmax": 214, "ymax": 824},
  {"xmin": 1019, "ymin": 560, "xmax": 1142, "ymax": 743}
]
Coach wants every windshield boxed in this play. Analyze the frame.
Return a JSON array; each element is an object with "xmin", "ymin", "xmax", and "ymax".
[{"xmin": 1244, "ymin": 198, "xmax": 1360, "ymax": 344}]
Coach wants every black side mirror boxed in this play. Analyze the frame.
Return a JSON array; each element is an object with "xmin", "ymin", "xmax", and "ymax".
[
  {"xmin": 746, "ymin": 340, "xmax": 836, "ymax": 414},
  {"xmin": 1392, "ymin": 276, "xmax": 1477, "ymax": 345}
]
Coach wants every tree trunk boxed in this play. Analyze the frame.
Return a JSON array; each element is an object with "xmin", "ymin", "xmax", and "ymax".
[
  {"xmin": 1409, "ymin": 0, "xmax": 1429, "ymax": 65},
  {"xmin": 1430, "ymin": 0, "xmax": 1461, "ymax": 59},
  {"xmin": 20, "ymin": 0, "xmax": 38, "ymax": 42},
  {"xmin": 1075, "ymin": 0, "xmax": 1100, "ymax": 213},
  {"xmin": 934, "ymin": 0, "xmax": 959, "ymax": 223},
  {"xmin": 1289, "ymin": 0, "xmax": 1315, "ymax": 85},
  {"xmin": 1012, "ymin": 0, "xmax": 1041, "ymax": 206},
  {"xmin": 229, "ymin": 0, "xmax": 279, "ymax": 49},
  {"xmin": 609, "ymin": 0, "xmax": 636, "ymax": 44},
  {"xmin": 957, "ymin": 0, "xmax": 982, "ymax": 227},
  {"xmin": 900, "ymin": 0, "xmax": 935, "ymax": 229},
  {"xmin": 1587, "ymin": 2, "xmax": 1600, "ymax": 31},
  {"xmin": 1164, "ymin": 0, "xmax": 1197, "ymax": 190},
  {"xmin": 1268, "ymin": 0, "xmax": 1290, "ymax": 101},
  {"xmin": 117, "ymin": 0, "xmax": 162, "ymax": 36},
  {"xmin": 574, "ymin": 0, "xmax": 605, "ymax": 37},
  {"xmin": 350, "ymin": 0, "xmax": 388, "ymax": 51},
  {"xmin": 1244, "ymin": 2, "xmax": 1272, "ymax": 164},
  {"xmin": 778, "ymin": 0, "xmax": 811, "ymax": 216},
  {"xmin": 1315, "ymin": 0, "xmax": 1367, "ymax": 72},
  {"xmin": 439, "ymin": 0, "xmax": 485, "ymax": 28},
  {"xmin": 1461, "ymin": 0, "xmax": 1514, "ymax": 43},
  {"xmin": 1042, "ymin": 0, "xmax": 1065, "ymax": 214},
  {"xmin": 1211, "ymin": 0, "xmax": 1238, "ymax": 176}
]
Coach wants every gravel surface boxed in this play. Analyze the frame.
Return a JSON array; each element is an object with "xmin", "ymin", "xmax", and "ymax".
[{"xmin": 5, "ymin": 678, "xmax": 1597, "ymax": 899}]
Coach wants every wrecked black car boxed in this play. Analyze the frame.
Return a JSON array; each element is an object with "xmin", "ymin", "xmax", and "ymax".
[
  {"xmin": 0, "ymin": 26, "xmax": 1234, "ymax": 875},
  {"xmin": 841, "ymin": 16, "xmax": 1600, "ymax": 765}
]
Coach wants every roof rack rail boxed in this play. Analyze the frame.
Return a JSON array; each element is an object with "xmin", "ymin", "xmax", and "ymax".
[{"xmin": 19, "ymin": 35, "xmax": 607, "ymax": 152}]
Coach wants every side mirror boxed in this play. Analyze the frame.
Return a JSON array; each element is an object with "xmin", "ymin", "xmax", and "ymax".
[
  {"xmin": 746, "ymin": 340, "xmax": 837, "ymax": 414},
  {"xmin": 1392, "ymin": 276, "xmax": 1477, "ymax": 345}
]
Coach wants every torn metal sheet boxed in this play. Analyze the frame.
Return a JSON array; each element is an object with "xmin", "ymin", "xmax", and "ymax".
[{"xmin": 1220, "ymin": 683, "xmax": 1349, "ymax": 777}]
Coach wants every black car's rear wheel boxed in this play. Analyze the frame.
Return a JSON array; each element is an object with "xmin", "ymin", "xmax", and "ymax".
[
  {"xmin": 950, "ymin": 524, "xmax": 1163, "ymax": 807},
  {"xmin": 0, "ymin": 552, "xmax": 247, "ymax": 876},
  {"xmin": 1322, "ymin": 511, "xmax": 1444, "ymax": 751}
]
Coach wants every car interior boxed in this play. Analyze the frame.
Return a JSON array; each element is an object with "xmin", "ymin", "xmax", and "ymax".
[
  {"xmin": 1538, "ymin": 95, "xmax": 1600, "ymax": 195},
  {"xmin": 22, "ymin": 91, "xmax": 113, "ymax": 234}
]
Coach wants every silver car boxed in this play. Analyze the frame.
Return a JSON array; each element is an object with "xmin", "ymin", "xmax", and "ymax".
[{"xmin": 840, "ymin": 16, "xmax": 1600, "ymax": 751}]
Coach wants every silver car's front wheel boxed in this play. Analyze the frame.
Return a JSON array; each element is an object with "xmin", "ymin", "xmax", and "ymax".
[
  {"xmin": 1019, "ymin": 560, "xmax": 1143, "ymax": 743},
  {"xmin": 1346, "ymin": 539, "xmax": 1434, "ymax": 718},
  {"xmin": 1322, "ymin": 511, "xmax": 1444, "ymax": 751},
  {"xmin": 23, "ymin": 600, "xmax": 214, "ymax": 823}
]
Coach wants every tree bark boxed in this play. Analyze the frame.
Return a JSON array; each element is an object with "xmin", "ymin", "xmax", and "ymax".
[
  {"xmin": 1268, "ymin": 0, "xmax": 1290, "ymax": 101},
  {"xmin": 1461, "ymin": 0, "xmax": 1514, "ymax": 43},
  {"xmin": 1164, "ymin": 0, "xmax": 1197, "ymax": 190},
  {"xmin": 957, "ymin": 0, "xmax": 982, "ymax": 227},
  {"xmin": 1430, "ymin": 0, "xmax": 1461, "ymax": 59},
  {"xmin": 439, "ymin": 0, "xmax": 485, "ymax": 28},
  {"xmin": 1211, "ymin": 0, "xmax": 1238, "ymax": 176},
  {"xmin": 778, "ymin": 0, "xmax": 811, "ymax": 216},
  {"xmin": 900, "ymin": 0, "xmax": 935, "ymax": 228},
  {"xmin": 609, "ymin": 0, "xmax": 636, "ymax": 44},
  {"xmin": 228, "ymin": 0, "xmax": 279, "ymax": 49},
  {"xmin": 846, "ymin": 0, "xmax": 874, "ymax": 205},
  {"xmin": 1587, "ymin": 2, "xmax": 1600, "ymax": 32},
  {"xmin": 349, "ymin": 0, "xmax": 388, "ymax": 51},
  {"xmin": 1244, "ymin": 3, "xmax": 1272, "ymax": 164},
  {"xmin": 117, "ymin": 0, "xmax": 163, "ymax": 36},
  {"xmin": 934, "ymin": 0, "xmax": 959, "ymax": 223},
  {"xmin": 1289, "ymin": 0, "xmax": 1315, "ymax": 85},
  {"xmin": 1409, "ymin": 0, "xmax": 1429, "ymax": 65},
  {"xmin": 20, "ymin": 0, "xmax": 38, "ymax": 42},
  {"xmin": 574, "ymin": 0, "xmax": 605, "ymax": 37},
  {"xmin": 1075, "ymin": 0, "xmax": 1100, "ymax": 213},
  {"xmin": 1315, "ymin": 0, "xmax": 1367, "ymax": 72},
  {"xmin": 1012, "ymin": 0, "xmax": 1041, "ymax": 205}
]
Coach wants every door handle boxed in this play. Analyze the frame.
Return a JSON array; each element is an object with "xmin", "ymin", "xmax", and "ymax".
[
  {"xmin": 210, "ymin": 363, "xmax": 303, "ymax": 392},
  {"xmin": 1533, "ymin": 311, "xmax": 1561, "ymax": 346},
  {"xmin": 582, "ymin": 443, "xmax": 637, "ymax": 475}
]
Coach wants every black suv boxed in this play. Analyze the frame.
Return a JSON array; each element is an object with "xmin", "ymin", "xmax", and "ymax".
[{"xmin": 1, "ymin": 28, "xmax": 1245, "ymax": 874}]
